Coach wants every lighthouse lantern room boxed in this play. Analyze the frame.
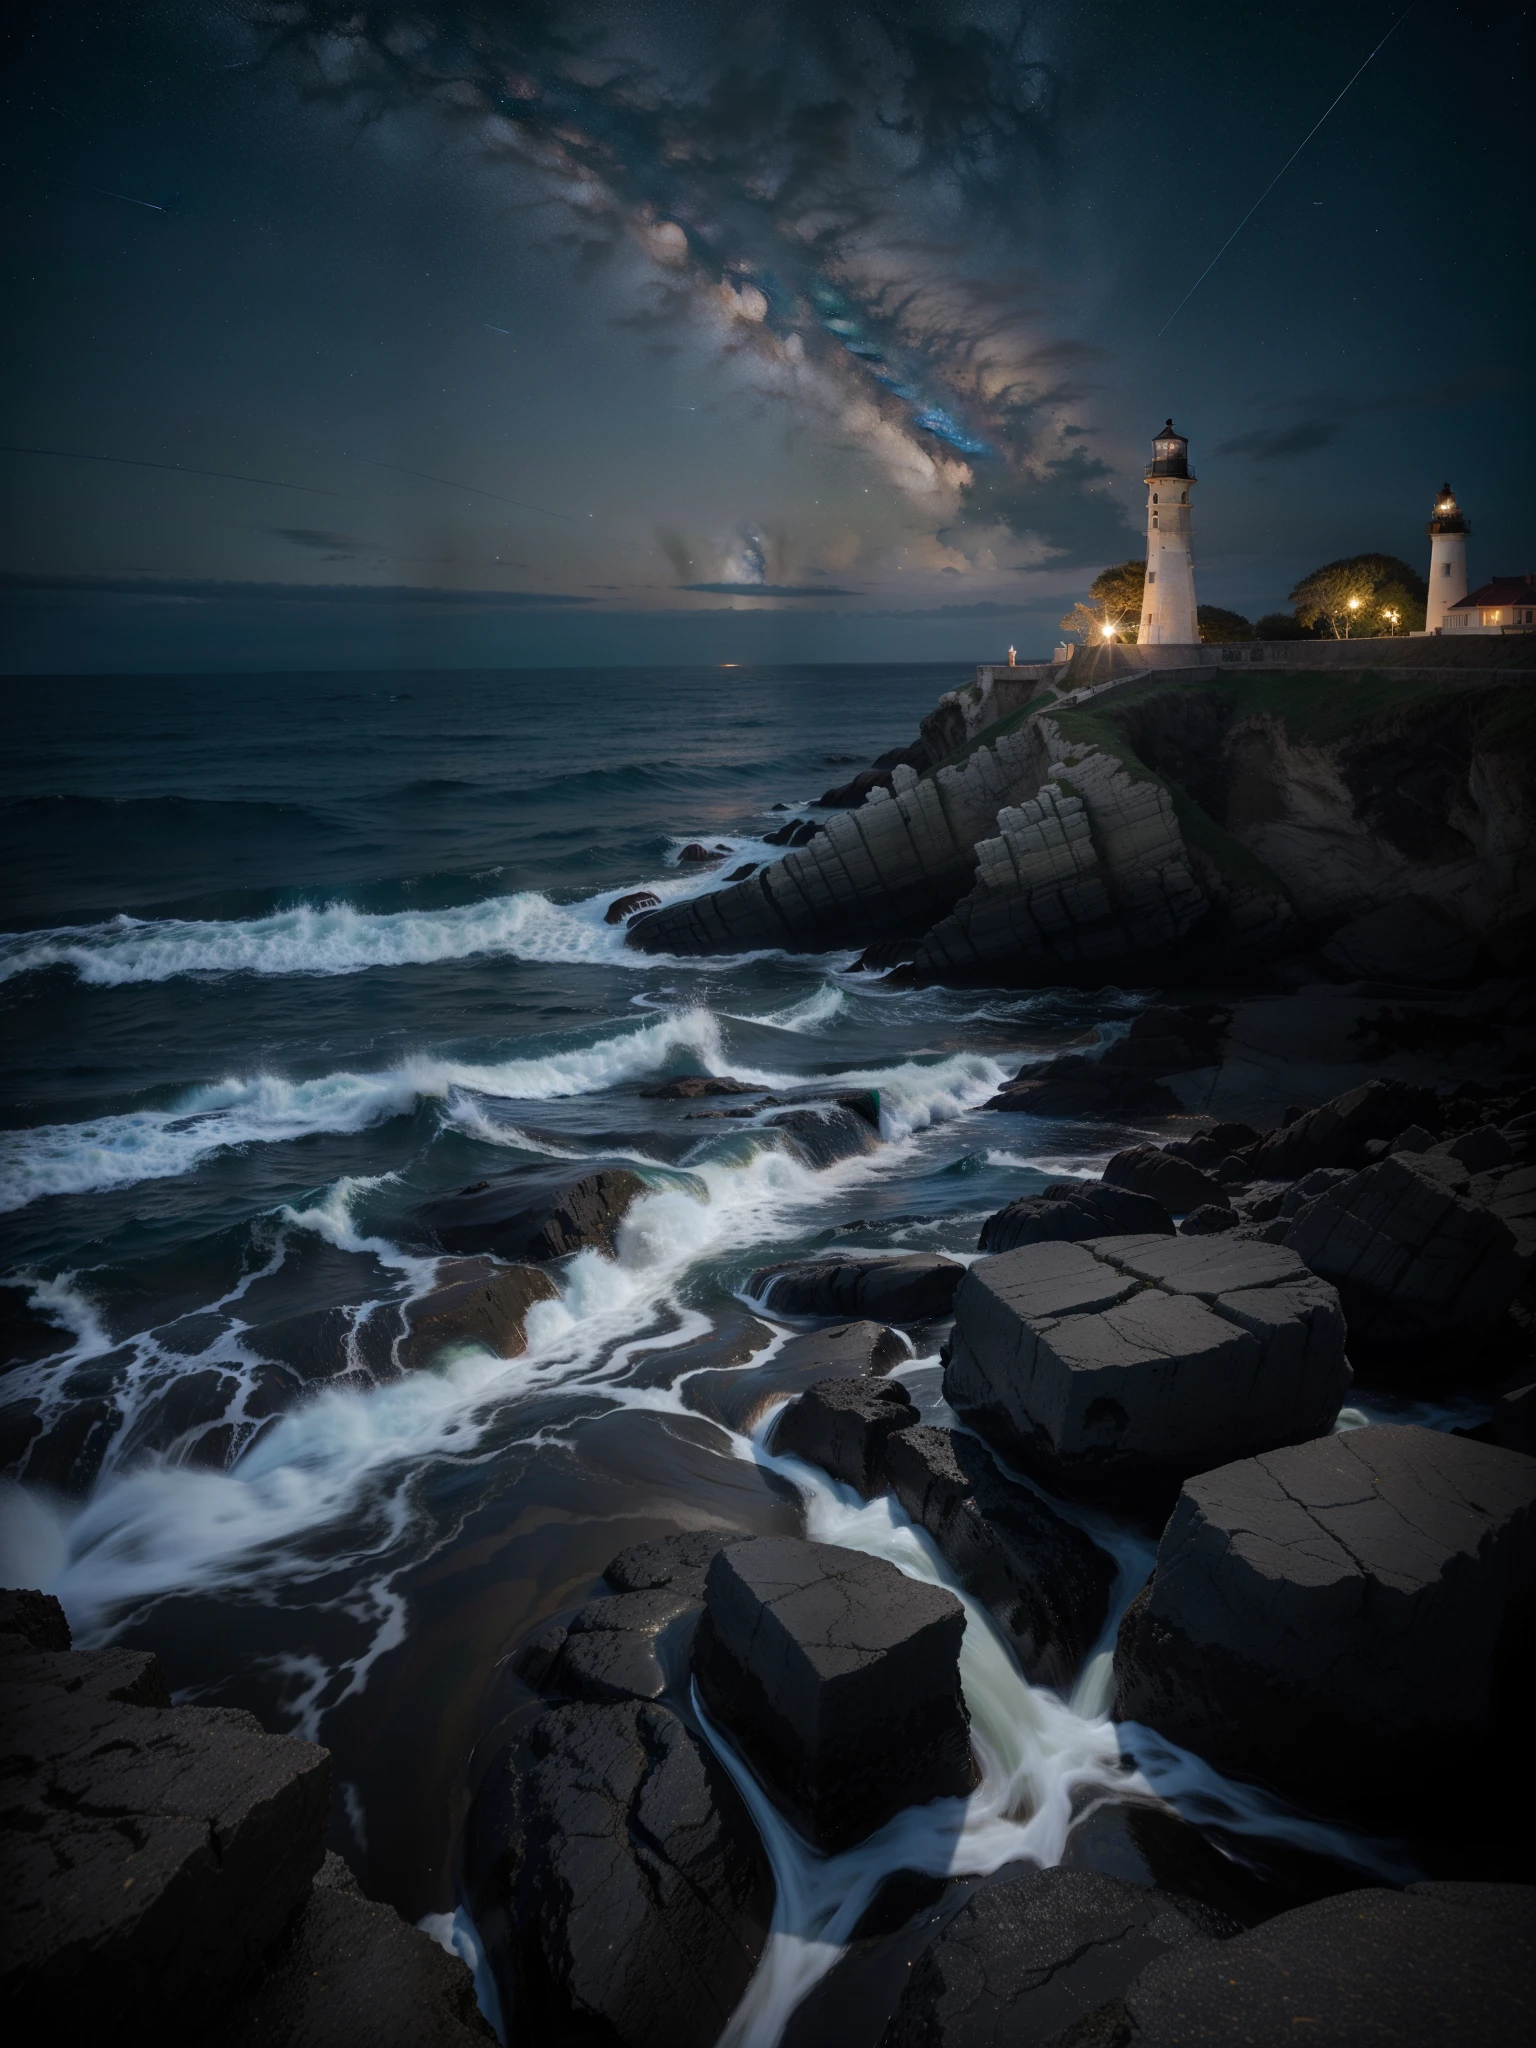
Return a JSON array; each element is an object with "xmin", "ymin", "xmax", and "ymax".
[{"xmin": 1137, "ymin": 420, "xmax": 1199, "ymax": 645}]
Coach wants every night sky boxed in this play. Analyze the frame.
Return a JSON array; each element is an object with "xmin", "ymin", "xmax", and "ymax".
[{"xmin": 1, "ymin": 0, "xmax": 1529, "ymax": 672}]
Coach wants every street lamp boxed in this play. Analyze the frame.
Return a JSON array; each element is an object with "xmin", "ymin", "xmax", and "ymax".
[
  {"xmin": 1382, "ymin": 607, "xmax": 1400, "ymax": 636},
  {"xmin": 1100, "ymin": 621, "xmax": 1117, "ymax": 641},
  {"xmin": 1345, "ymin": 594, "xmax": 1363, "ymax": 638}
]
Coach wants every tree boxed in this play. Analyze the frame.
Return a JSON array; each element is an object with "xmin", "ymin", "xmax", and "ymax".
[
  {"xmin": 1289, "ymin": 554, "xmax": 1428, "ymax": 638},
  {"xmin": 1255, "ymin": 611, "xmax": 1313, "ymax": 640},
  {"xmin": 1059, "ymin": 559, "xmax": 1145, "ymax": 644},
  {"xmin": 1198, "ymin": 605, "xmax": 1253, "ymax": 643}
]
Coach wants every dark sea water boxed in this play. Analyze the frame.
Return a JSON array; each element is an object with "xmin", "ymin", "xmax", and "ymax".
[{"xmin": 0, "ymin": 666, "xmax": 1409, "ymax": 2040}]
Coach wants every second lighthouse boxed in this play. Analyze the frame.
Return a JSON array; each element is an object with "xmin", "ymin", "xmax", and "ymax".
[{"xmin": 1137, "ymin": 419, "xmax": 1199, "ymax": 644}]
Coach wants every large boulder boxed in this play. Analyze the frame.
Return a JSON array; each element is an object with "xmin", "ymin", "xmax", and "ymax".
[
  {"xmin": 1248, "ymin": 1078, "xmax": 1440, "ymax": 1179},
  {"xmin": 944, "ymin": 1236, "xmax": 1349, "ymax": 1503},
  {"xmin": 883, "ymin": 1424, "xmax": 1115, "ymax": 1688},
  {"xmin": 749, "ymin": 1255, "xmax": 964, "ymax": 1325},
  {"xmin": 770, "ymin": 1377, "xmax": 920, "ymax": 1497},
  {"xmin": 1112, "ymin": 1882, "xmax": 1535, "ymax": 2047},
  {"xmin": 692, "ymin": 1537, "xmax": 974, "ymax": 1850},
  {"xmin": 1114, "ymin": 1426, "xmax": 1536, "ymax": 1832},
  {"xmin": 765, "ymin": 1102, "xmax": 883, "ymax": 1170},
  {"xmin": 978, "ymin": 1180, "xmax": 1174, "ymax": 1254},
  {"xmin": 399, "ymin": 1258, "xmax": 559, "ymax": 1368},
  {"xmin": 1281, "ymin": 1149, "xmax": 1528, "ymax": 1350},
  {"xmin": 880, "ymin": 1865, "xmax": 1221, "ymax": 2048},
  {"xmin": 463, "ymin": 1698, "xmax": 772, "ymax": 2048},
  {"xmin": 1102, "ymin": 1147, "xmax": 1231, "ymax": 1217},
  {"xmin": 418, "ymin": 1167, "xmax": 647, "ymax": 1262}
]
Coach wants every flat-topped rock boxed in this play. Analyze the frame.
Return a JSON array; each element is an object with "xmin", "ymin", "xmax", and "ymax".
[
  {"xmin": 1282, "ymin": 1150, "xmax": 1527, "ymax": 1352},
  {"xmin": 944, "ymin": 1236, "xmax": 1349, "ymax": 1503},
  {"xmin": 770, "ymin": 1377, "xmax": 920, "ymax": 1496},
  {"xmin": 419, "ymin": 1166, "xmax": 647, "ymax": 1262},
  {"xmin": 463, "ymin": 1698, "xmax": 772, "ymax": 2048},
  {"xmin": 1114, "ymin": 1425, "xmax": 1536, "ymax": 1830},
  {"xmin": 978, "ymin": 1180, "xmax": 1173, "ymax": 1254},
  {"xmin": 692, "ymin": 1536, "xmax": 974, "ymax": 1850},
  {"xmin": 882, "ymin": 1424, "xmax": 1115, "ymax": 1688},
  {"xmin": 1114, "ymin": 1882, "xmax": 1535, "ymax": 2047},
  {"xmin": 750, "ymin": 1255, "xmax": 964, "ymax": 1324},
  {"xmin": 683, "ymin": 1318, "xmax": 908, "ymax": 1434},
  {"xmin": 882, "ymin": 1865, "xmax": 1220, "ymax": 2048}
]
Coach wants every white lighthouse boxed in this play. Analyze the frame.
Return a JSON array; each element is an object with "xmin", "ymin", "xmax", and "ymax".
[
  {"xmin": 1137, "ymin": 419, "xmax": 1199, "ymax": 644},
  {"xmin": 1424, "ymin": 482, "xmax": 1469, "ymax": 632}
]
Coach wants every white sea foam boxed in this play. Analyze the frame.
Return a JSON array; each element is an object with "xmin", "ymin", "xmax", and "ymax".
[{"xmin": 0, "ymin": 1005, "xmax": 1010, "ymax": 1211}]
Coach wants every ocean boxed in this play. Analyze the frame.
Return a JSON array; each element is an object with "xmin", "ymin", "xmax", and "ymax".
[{"xmin": 0, "ymin": 665, "xmax": 1401, "ymax": 2038}]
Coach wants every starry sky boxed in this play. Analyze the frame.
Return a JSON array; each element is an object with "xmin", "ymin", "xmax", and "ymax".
[{"xmin": 1, "ymin": 0, "xmax": 1529, "ymax": 672}]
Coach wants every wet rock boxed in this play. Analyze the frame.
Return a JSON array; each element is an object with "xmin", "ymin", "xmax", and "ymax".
[
  {"xmin": 979, "ymin": 1182, "xmax": 1174, "ymax": 1254},
  {"xmin": 984, "ymin": 1064, "xmax": 1181, "ymax": 1118},
  {"xmin": 677, "ymin": 843, "xmax": 721, "ymax": 864},
  {"xmin": 1103, "ymin": 1146, "xmax": 1231, "ymax": 1217},
  {"xmin": 1179, "ymin": 1205, "xmax": 1237, "ymax": 1237},
  {"xmin": 1321, "ymin": 895, "xmax": 1480, "ymax": 986},
  {"xmin": 209, "ymin": 1882, "xmax": 494, "ymax": 2046},
  {"xmin": 604, "ymin": 889, "xmax": 661, "ymax": 924},
  {"xmin": 1, "ymin": 1613, "xmax": 331, "ymax": 2035},
  {"xmin": 1248, "ymin": 1078, "xmax": 1440, "ymax": 1179},
  {"xmin": 541, "ymin": 1587, "xmax": 701, "ymax": 1705},
  {"xmin": 692, "ymin": 1536, "xmax": 974, "ymax": 1850},
  {"xmin": 766, "ymin": 1103, "xmax": 883, "ymax": 1170},
  {"xmin": 1113, "ymin": 1425, "xmax": 1536, "ymax": 1832},
  {"xmin": 749, "ymin": 1255, "xmax": 965, "ymax": 1325},
  {"xmin": 399, "ymin": 1258, "xmax": 559, "ymax": 1368},
  {"xmin": 881, "ymin": 1865, "xmax": 1217, "ymax": 2048},
  {"xmin": 605, "ymin": 1530, "xmax": 742, "ymax": 1600},
  {"xmin": 882, "ymin": 1424, "xmax": 1115, "ymax": 1687},
  {"xmin": 463, "ymin": 1698, "xmax": 772, "ymax": 2048},
  {"xmin": 639, "ymin": 1076, "xmax": 763, "ymax": 1100},
  {"xmin": 770, "ymin": 1377, "xmax": 920, "ymax": 1497},
  {"xmin": 419, "ymin": 1167, "xmax": 647, "ymax": 1263},
  {"xmin": 725, "ymin": 862, "xmax": 759, "ymax": 881},
  {"xmin": 1114, "ymin": 1882, "xmax": 1536, "ymax": 2047},
  {"xmin": 1058, "ymin": 1799, "xmax": 1271, "ymax": 1928},
  {"xmin": 1282, "ymin": 1150, "xmax": 1527, "ymax": 1349},
  {"xmin": 943, "ymin": 1236, "xmax": 1349, "ymax": 1504},
  {"xmin": 0, "ymin": 1290, "xmax": 73, "ymax": 1369},
  {"xmin": 684, "ymin": 1320, "xmax": 910, "ymax": 1435}
]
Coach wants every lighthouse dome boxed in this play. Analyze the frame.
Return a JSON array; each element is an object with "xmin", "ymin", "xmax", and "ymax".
[{"xmin": 1146, "ymin": 418, "xmax": 1194, "ymax": 480}]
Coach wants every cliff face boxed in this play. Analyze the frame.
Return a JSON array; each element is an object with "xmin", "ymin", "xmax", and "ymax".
[{"xmin": 626, "ymin": 669, "xmax": 1536, "ymax": 985}]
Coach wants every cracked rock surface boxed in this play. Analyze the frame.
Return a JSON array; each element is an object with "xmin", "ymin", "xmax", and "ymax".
[
  {"xmin": 1114, "ymin": 1425, "xmax": 1536, "ymax": 1829},
  {"xmin": 771, "ymin": 1376, "xmax": 921, "ymax": 1497},
  {"xmin": 978, "ymin": 1181, "xmax": 1174, "ymax": 1255},
  {"xmin": 462, "ymin": 1697, "xmax": 772, "ymax": 2048},
  {"xmin": 879, "ymin": 1864, "xmax": 1216, "ymax": 2048},
  {"xmin": 944, "ymin": 1235, "xmax": 1349, "ymax": 1502},
  {"xmin": 693, "ymin": 1536, "xmax": 974, "ymax": 1850},
  {"xmin": 1115, "ymin": 1881, "xmax": 1536, "ymax": 2046}
]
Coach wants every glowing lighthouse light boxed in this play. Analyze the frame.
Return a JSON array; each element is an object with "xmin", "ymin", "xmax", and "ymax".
[{"xmin": 1137, "ymin": 419, "xmax": 1199, "ymax": 645}]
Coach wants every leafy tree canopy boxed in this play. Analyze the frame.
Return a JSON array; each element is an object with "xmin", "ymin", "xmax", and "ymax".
[
  {"xmin": 1060, "ymin": 558, "xmax": 1145, "ymax": 643},
  {"xmin": 1198, "ymin": 605, "xmax": 1253, "ymax": 643},
  {"xmin": 1289, "ymin": 554, "xmax": 1428, "ymax": 638},
  {"xmin": 1254, "ymin": 611, "xmax": 1313, "ymax": 640}
]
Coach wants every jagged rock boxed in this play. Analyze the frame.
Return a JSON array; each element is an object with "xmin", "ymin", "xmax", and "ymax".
[
  {"xmin": 1391, "ymin": 1123, "xmax": 1436, "ymax": 1154},
  {"xmin": 1179, "ymin": 1205, "xmax": 1238, "ymax": 1237},
  {"xmin": 943, "ymin": 1236, "xmax": 1349, "ymax": 1503},
  {"xmin": 1161, "ymin": 1121, "xmax": 1260, "ymax": 1172},
  {"xmin": 1113, "ymin": 1882, "xmax": 1536, "ymax": 2047},
  {"xmin": 749, "ymin": 1255, "xmax": 964, "ymax": 1325},
  {"xmin": 419, "ymin": 1167, "xmax": 647, "ymax": 1262},
  {"xmin": 1, "ymin": 1603, "xmax": 331, "ymax": 2036},
  {"xmin": 692, "ymin": 1537, "xmax": 974, "ymax": 1850},
  {"xmin": 882, "ymin": 1424, "xmax": 1115, "ymax": 1687},
  {"xmin": 604, "ymin": 890, "xmax": 661, "ymax": 924},
  {"xmin": 1321, "ymin": 896, "xmax": 1480, "ymax": 986},
  {"xmin": 1443, "ymin": 1122, "xmax": 1515, "ymax": 1172},
  {"xmin": 0, "ymin": 1587, "xmax": 71, "ymax": 1650},
  {"xmin": 1248, "ymin": 1078, "xmax": 1440, "ymax": 1179},
  {"xmin": 984, "ymin": 1061, "xmax": 1180, "ymax": 1118},
  {"xmin": 399, "ymin": 1258, "xmax": 560, "ymax": 1368},
  {"xmin": 1099, "ymin": 1005, "xmax": 1231, "ymax": 1075},
  {"xmin": 880, "ymin": 1866, "xmax": 1219, "ymax": 2048},
  {"xmin": 605, "ymin": 1530, "xmax": 742, "ymax": 1601},
  {"xmin": 463, "ymin": 1699, "xmax": 772, "ymax": 2048},
  {"xmin": 209, "ymin": 1882, "xmax": 494, "ymax": 2046},
  {"xmin": 979, "ymin": 1182, "xmax": 1174, "ymax": 1253},
  {"xmin": 1282, "ymin": 1150, "xmax": 1527, "ymax": 1347},
  {"xmin": 770, "ymin": 1377, "xmax": 920, "ymax": 1496},
  {"xmin": 1103, "ymin": 1146, "xmax": 1231, "ymax": 1217},
  {"xmin": 1114, "ymin": 1426, "xmax": 1536, "ymax": 1831},
  {"xmin": 541, "ymin": 1587, "xmax": 703, "ymax": 1705},
  {"xmin": 639, "ymin": 1076, "xmax": 762, "ymax": 1100},
  {"xmin": 815, "ymin": 742, "xmax": 931, "ymax": 810},
  {"xmin": 905, "ymin": 751, "xmax": 1216, "ymax": 988},
  {"xmin": 684, "ymin": 1320, "xmax": 909, "ymax": 1434},
  {"xmin": 1277, "ymin": 1167, "xmax": 1354, "ymax": 1218}
]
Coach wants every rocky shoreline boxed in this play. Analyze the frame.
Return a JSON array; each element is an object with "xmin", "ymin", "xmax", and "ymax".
[{"xmin": 7, "ymin": 653, "xmax": 1536, "ymax": 2044}]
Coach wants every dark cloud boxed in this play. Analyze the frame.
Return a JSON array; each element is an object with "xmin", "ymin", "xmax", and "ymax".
[
  {"xmin": 269, "ymin": 526, "xmax": 373, "ymax": 553},
  {"xmin": 0, "ymin": 572, "xmax": 592, "ymax": 607},
  {"xmin": 1216, "ymin": 419, "xmax": 1342, "ymax": 461},
  {"xmin": 951, "ymin": 447, "xmax": 1138, "ymax": 565}
]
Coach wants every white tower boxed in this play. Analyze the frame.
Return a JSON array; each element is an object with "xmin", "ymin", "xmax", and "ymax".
[
  {"xmin": 1137, "ymin": 420, "xmax": 1199, "ymax": 644},
  {"xmin": 1424, "ymin": 482, "xmax": 1469, "ymax": 633}
]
